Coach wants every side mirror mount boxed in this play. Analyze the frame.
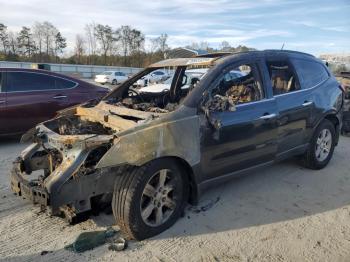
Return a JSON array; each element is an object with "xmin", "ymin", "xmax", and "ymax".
[{"xmin": 202, "ymin": 94, "xmax": 237, "ymax": 130}]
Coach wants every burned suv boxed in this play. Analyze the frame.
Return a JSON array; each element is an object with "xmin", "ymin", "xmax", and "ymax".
[{"xmin": 11, "ymin": 50, "xmax": 343, "ymax": 240}]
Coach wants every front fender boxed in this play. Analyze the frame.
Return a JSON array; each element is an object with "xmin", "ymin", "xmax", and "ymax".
[{"xmin": 96, "ymin": 115, "xmax": 201, "ymax": 168}]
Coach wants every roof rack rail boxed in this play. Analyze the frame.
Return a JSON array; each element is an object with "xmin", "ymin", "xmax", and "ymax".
[{"xmin": 263, "ymin": 49, "xmax": 315, "ymax": 57}]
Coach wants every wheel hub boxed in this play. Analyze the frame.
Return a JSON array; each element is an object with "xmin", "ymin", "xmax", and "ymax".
[
  {"xmin": 140, "ymin": 169, "xmax": 177, "ymax": 227},
  {"xmin": 315, "ymin": 128, "xmax": 332, "ymax": 162}
]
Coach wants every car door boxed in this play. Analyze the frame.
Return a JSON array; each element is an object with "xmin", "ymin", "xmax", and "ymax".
[
  {"xmin": 0, "ymin": 70, "xmax": 6, "ymax": 135},
  {"xmin": 3, "ymin": 71, "xmax": 72, "ymax": 135},
  {"xmin": 265, "ymin": 57, "xmax": 313, "ymax": 156},
  {"xmin": 119, "ymin": 72, "xmax": 128, "ymax": 82},
  {"xmin": 200, "ymin": 61, "xmax": 279, "ymax": 180}
]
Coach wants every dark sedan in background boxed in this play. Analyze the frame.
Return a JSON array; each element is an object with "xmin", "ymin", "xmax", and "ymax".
[{"xmin": 0, "ymin": 68, "xmax": 109, "ymax": 136}]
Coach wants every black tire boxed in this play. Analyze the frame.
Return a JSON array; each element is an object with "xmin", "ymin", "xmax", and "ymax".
[
  {"xmin": 112, "ymin": 159, "xmax": 188, "ymax": 240},
  {"xmin": 301, "ymin": 119, "xmax": 336, "ymax": 170},
  {"xmin": 112, "ymin": 79, "xmax": 117, "ymax": 85}
]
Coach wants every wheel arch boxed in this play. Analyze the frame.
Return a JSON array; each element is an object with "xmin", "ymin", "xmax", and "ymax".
[{"xmin": 324, "ymin": 113, "xmax": 340, "ymax": 145}]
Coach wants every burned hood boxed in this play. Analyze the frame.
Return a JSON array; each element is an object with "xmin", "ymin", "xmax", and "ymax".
[{"xmin": 95, "ymin": 105, "xmax": 201, "ymax": 168}]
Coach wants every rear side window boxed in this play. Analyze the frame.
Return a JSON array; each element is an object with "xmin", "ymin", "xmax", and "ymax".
[
  {"xmin": 55, "ymin": 77, "xmax": 77, "ymax": 89},
  {"xmin": 266, "ymin": 60, "xmax": 300, "ymax": 96},
  {"xmin": 6, "ymin": 72, "xmax": 76, "ymax": 92},
  {"xmin": 292, "ymin": 59, "xmax": 329, "ymax": 88},
  {"xmin": 6, "ymin": 72, "xmax": 55, "ymax": 92}
]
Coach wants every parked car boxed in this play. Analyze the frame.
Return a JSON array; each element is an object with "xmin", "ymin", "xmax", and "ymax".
[
  {"xmin": 0, "ymin": 68, "xmax": 109, "ymax": 136},
  {"xmin": 11, "ymin": 50, "xmax": 343, "ymax": 240},
  {"xmin": 138, "ymin": 68, "xmax": 208, "ymax": 94},
  {"xmin": 136, "ymin": 70, "xmax": 169, "ymax": 87},
  {"xmin": 94, "ymin": 71, "xmax": 128, "ymax": 85}
]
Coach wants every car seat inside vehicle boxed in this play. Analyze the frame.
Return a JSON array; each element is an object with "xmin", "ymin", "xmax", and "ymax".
[
  {"xmin": 268, "ymin": 63, "xmax": 300, "ymax": 95},
  {"xmin": 218, "ymin": 70, "xmax": 262, "ymax": 104}
]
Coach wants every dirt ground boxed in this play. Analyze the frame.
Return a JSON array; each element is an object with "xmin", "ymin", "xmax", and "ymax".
[{"xmin": 0, "ymin": 136, "xmax": 349, "ymax": 262}]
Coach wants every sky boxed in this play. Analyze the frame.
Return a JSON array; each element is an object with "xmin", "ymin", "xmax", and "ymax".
[{"xmin": 0, "ymin": 0, "xmax": 349, "ymax": 56}]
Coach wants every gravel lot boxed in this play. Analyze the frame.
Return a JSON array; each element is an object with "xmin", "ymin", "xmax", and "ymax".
[{"xmin": 0, "ymin": 136, "xmax": 349, "ymax": 262}]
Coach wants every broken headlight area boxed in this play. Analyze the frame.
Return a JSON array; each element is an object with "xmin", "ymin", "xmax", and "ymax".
[{"xmin": 11, "ymin": 118, "xmax": 117, "ymax": 222}]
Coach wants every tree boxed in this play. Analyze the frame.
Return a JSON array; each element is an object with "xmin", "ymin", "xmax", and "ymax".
[
  {"xmin": 7, "ymin": 31, "xmax": 19, "ymax": 56},
  {"xmin": 94, "ymin": 24, "xmax": 115, "ymax": 65},
  {"xmin": 85, "ymin": 22, "xmax": 97, "ymax": 64},
  {"xmin": 17, "ymin": 26, "xmax": 36, "ymax": 57},
  {"xmin": 220, "ymin": 41, "xmax": 231, "ymax": 51},
  {"xmin": 33, "ymin": 22, "xmax": 44, "ymax": 61},
  {"xmin": 74, "ymin": 34, "xmax": 85, "ymax": 64},
  {"xmin": 115, "ymin": 25, "xmax": 132, "ymax": 66},
  {"xmin": 0, "ymin": 23, "xmax": 9, "ymax": 54},
  {"xmin": 186, "ymin": 41, "xmax": 210, "ymax": 51},
  {"xmin": 128, "ymin": 29, "xmax": 145, "ymax": 67},
  {"xmin": 54, "ymin": 32, "xmax": 66, "ymax": 62},
  {"xmin": 41, "ymin": 21, "xmax": 59, "ymax": 58},
  {"xmin": 150, "ymin": 33, "xmax": 168, "ymax": 59},
  {"xmin": 115, "ymin": 25, "xmax": 144, "ymax": 66}
]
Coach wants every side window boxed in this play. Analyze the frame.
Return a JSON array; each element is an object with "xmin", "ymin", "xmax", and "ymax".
[
  {"xmin": 55, "ymin": 77, "xmax": 76, "ymax": 89},
  {"xmin": 206, "ymin": 64, "xmax": 265, "ymax": 110},
  {"xmin": 292, "ymin": 59, "xmax": 329, "ymax": 88},
  {"xmin": 120, "ymin": 72, "xmax": 125, "ymax": 76},
  {"xmin": 6, "ymin": 72, "xmax": 55, "ymax": 92},
  {"xmin": 266, "ymin": 61, "xmax": 300, "ymax": 96}
]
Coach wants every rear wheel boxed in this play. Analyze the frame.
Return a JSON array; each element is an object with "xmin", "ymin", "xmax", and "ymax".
[
  {"xmin": 301, "ymin": 119, "xmax": 335, "ymax": 169},
  {"xmin": 112, "ymin": 159, "xmax": 188, "ymax": 240}
]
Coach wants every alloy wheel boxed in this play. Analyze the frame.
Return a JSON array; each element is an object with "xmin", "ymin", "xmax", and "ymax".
[
  {"xmin": 315, "ymin": 128, "xmax": 332, "ymax": 162},
  {"xmin": 140, "ymin": 169, "xmax": 177, "ymax": 227}
]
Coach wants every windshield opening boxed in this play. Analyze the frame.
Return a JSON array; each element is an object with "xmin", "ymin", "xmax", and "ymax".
[{"xmin": 104, "ymin": 65, "xmax": 210, "ymax": 113}]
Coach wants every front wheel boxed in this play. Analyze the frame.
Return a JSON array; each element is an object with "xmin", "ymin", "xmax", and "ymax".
[
  {"xmin": 301, "ymin": 119, "xmax": 336, "ymax": 170},
  {"xmin": 112, "ymin": 159, "xmax": 188, "ymax": 240},
  {"xmin": 112, "ymin": 79, "xmax": 117, "ymax": 85}
]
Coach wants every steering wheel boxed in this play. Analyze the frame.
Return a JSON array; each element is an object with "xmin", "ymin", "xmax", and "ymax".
[{"xmin": 128, "ymin": 87, "xmax": 144, "ymax": 101}]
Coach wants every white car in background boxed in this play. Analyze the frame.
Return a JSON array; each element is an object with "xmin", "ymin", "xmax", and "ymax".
[
  {"xmin": 136, "ymin": 70, "xmax": 169, "ymax": 87},
  {"xmin": 95, "ymin": 71, "xmax": 128, "ymax": 85},
  {"xmin": 139, "ymin": 69, "xmax": 245, "ymax": 94}
]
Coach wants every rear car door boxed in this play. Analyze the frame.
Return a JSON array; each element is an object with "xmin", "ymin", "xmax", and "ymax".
[
  {"xmin": 3, "ymin": 71, "xmax": 74, "ymax": 134},
  {"xmin": 118, "ymin": 72, "xmax": 128, "ymax": 82},
  {"xmin": 290, "ymin": 58, "xmax": 331, "ymax": 141},
  {"xmin": 200, "ymin": 60, "xmax": 279, "ymax": 180},
  {"xmin": 265, "ymin": 57, "xmax": 313, "ymax": 156}
]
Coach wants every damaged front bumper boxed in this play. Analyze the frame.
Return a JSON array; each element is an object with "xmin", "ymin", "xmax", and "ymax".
[{"xmin": 10, "ymin": 122, "xmax": 118, "ymax": 222}]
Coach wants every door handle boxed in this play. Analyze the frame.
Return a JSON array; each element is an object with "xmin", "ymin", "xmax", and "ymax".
[
  {"xmin": 0, "ymin": 100, "xmax": 5, "ymax": 104},
  {"xmin": 53, "ymin": 95, "xmax": 67, "ymax": 99},
  {"xmin": 260, "ymin": 113, "xmax": 277, "ymax": 120},
  {"xmin": 302, "ymin": 101, "xmax": 313, "ymax": 106}
]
